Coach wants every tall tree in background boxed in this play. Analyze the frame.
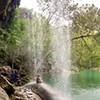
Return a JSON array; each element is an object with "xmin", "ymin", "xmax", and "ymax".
[
  {"xmin": 71, "ymin": 4, "xmax": 100, "ymax": 70},
  {"xmin": 38, "ymin": 0, "xmax": 77, "ymax": 23}
]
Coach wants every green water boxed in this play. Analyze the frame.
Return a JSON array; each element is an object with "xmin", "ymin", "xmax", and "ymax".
[{"xmin": 43, "ymin": 70, "xmax": 100, "ymax": 100}]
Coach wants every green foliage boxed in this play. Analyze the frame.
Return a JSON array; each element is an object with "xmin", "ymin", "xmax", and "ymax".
[
  {"xmin": 28, "ymin": 13, "xmax": 53, "ymax": 71},
  {"xmin": 71, "ymin": 4, "xmax": 100, "ymax": 70},
  {"xmin": 0, "ymin": 9, "xmax": 26, "ymax": 67}
]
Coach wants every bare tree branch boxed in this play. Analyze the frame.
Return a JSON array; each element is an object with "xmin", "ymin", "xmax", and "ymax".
[
  {"xmin": 71, "ymin": 34, "xmax": 96, "ymax": 41},
  {"xmin": 82, "ymin": 37, "xmax": 92, "ymax": 52}
]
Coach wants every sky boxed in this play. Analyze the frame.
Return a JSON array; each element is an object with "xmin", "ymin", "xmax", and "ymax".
[
  {"xmin": 20, "ymin": 0, "xmax": 100, "ymax": 11},
  {"xmin": 20, "ymin": 0, "xmax": 39, "ymax": 12}
]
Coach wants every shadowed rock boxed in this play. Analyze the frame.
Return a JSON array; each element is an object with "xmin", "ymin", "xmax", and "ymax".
[
  {"xmin": 0, "ymin": 87, "xmax": 10, "ymax": 100},
  {"xmin": 0, "ymin": 0, "xmax": 20, "ymax": 27},
  {"xmin": 0, "ymin": 75, "xmax": 66, "ymax": 100},
  {"xmin": 25, "ymin": 82, "xmax": 65, "ymax": 100},
  {"xmin": 0, "ymin": 75, "xmax": 42, "ymax": 100},
  {"xmin": 0, "ymin": 75, "xmax": 15, "ymax": 95},
  {"xmin": 10, "ymin": 87, "xmax": 42, "ymax": 100}
]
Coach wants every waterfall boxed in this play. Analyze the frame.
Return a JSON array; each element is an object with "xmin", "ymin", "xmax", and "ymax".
[
  {"xmin": 45, "ymin": 0, "xmax": 72, "ymax": 96},
  {"xmin": 23, "ymin": 0, "xmax": 72, "ymax": 99},
  {"xmin": 48, "ymin": 14, "xmax": 72, "ymax": 100}
]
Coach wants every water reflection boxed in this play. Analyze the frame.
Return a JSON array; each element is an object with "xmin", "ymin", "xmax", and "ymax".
[
  {"xmin": 70, "ymin": 70, "xmax": 100, "ymax": 100},
  {"xmin": 70, "ymin": 70, "xmax": 100, "ymax": 89},
  {"xmin": 43, "ymin": 70, "xmax": 100, "ymax": 100}
]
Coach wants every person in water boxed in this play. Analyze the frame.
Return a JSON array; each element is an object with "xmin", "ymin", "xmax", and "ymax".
[{"xmin": 36, "ymin": 74, "xmax": 43, "ymax": 84}]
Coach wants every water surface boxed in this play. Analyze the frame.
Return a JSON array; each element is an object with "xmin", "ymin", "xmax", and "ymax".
[{"xmin": 43, "ymin": 70, "xmax": 100, "ymax": 100}]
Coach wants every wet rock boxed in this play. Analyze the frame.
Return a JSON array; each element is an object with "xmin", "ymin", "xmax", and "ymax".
[
  {"xmin": 0, "ymin": 74, "xmax": 63, "ymax": 100},
  {"xmin": 25, "ymin": 83, "xmax": 58, "ymax": 100},
  {"xmin": 10, "ymin": 87, "xmax": 42, "ymax": 100},
  {"xmin": 0, "ymin": 74, "xmax": 15, "ymax": 96},
  {"xmin": 0, "ymin": 87, "xmax": 10, "ymax": 100},
  {"xmin": 0, "ymin": 66, "xmax": 21, "ymax": 86},
  {"xmin": 0, "ymin": 75, "xmax": 42, "ymax": 100},
  {"xmin": 25, "ymin": 81, "xmax": 67, "ymax": 100}
]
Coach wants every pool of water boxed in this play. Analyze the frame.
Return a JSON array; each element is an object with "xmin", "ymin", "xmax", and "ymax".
[{"xmin": 43, "ymin": 70, "xmax": 100, "ymax": 100}]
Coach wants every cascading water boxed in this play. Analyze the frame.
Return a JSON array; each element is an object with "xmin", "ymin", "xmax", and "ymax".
[
  {"xmin": 24, "ymin": 0, "xmax": 72, "ymax": 99},
  {"xmin": 41, "ymin": 0, "xmax": 72, "ymax": 97},
  {"xmin": 51, "ymin": 24, "xmax": 71, "ymax": 93}
]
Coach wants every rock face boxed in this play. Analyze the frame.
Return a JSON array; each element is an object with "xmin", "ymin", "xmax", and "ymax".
[
  {"xmin": 0, "ymin": 74, "xmax": 63, "ymax": 100},
  {"xmin": 25, "ymin": 82, "xmax": 61, "ymax": 100},
  {"xmin": 0, "ymin": 87, "xmax": 10, "ymax": 100},
  {"xmin": 10, "ymin": 87, "xmax": 42, "ymax": 100},
  {"xmin": 0, "ymin": 74, "xmax": 42, "ymax": 100},
  {"xmin": 11, "ymin": 82, "xmax": 58, "ymax": 100}
]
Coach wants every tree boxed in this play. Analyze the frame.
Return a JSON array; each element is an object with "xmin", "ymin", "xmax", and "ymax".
[
  {"xmin": 38, "ymin": 0, "xmax": 76, "ymax": 23},
  {"xmin": 71, "ymin": 4, "xmax": 100, "ymax": 70}
]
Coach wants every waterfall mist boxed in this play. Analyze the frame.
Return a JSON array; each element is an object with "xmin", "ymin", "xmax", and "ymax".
[
  {"xmin": 25, "ymin": 0, "xmax": 72, "ymax": 99},
  {"xmin": 51, "ymin": 25, "xmax": 71, "ymax": 92},
  {"xmin": 31, "ymin": 17, "xmax": 71, "ymax": 100}
]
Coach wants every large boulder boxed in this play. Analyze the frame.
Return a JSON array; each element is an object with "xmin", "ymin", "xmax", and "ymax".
[
  {"xmin": 10, "ymin": 87, "xmax": 42, "ymax": 100},
  {"xmin": 0, "ymin": 87, "xmax": 10, "ymax": 100},
  {"xmin": 0, "ymin": 74, "xmax": 64, "ymax": 100},
  {"xmin": 0, "ymin": 75, "xmax": 42, "ymax": 100}
]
